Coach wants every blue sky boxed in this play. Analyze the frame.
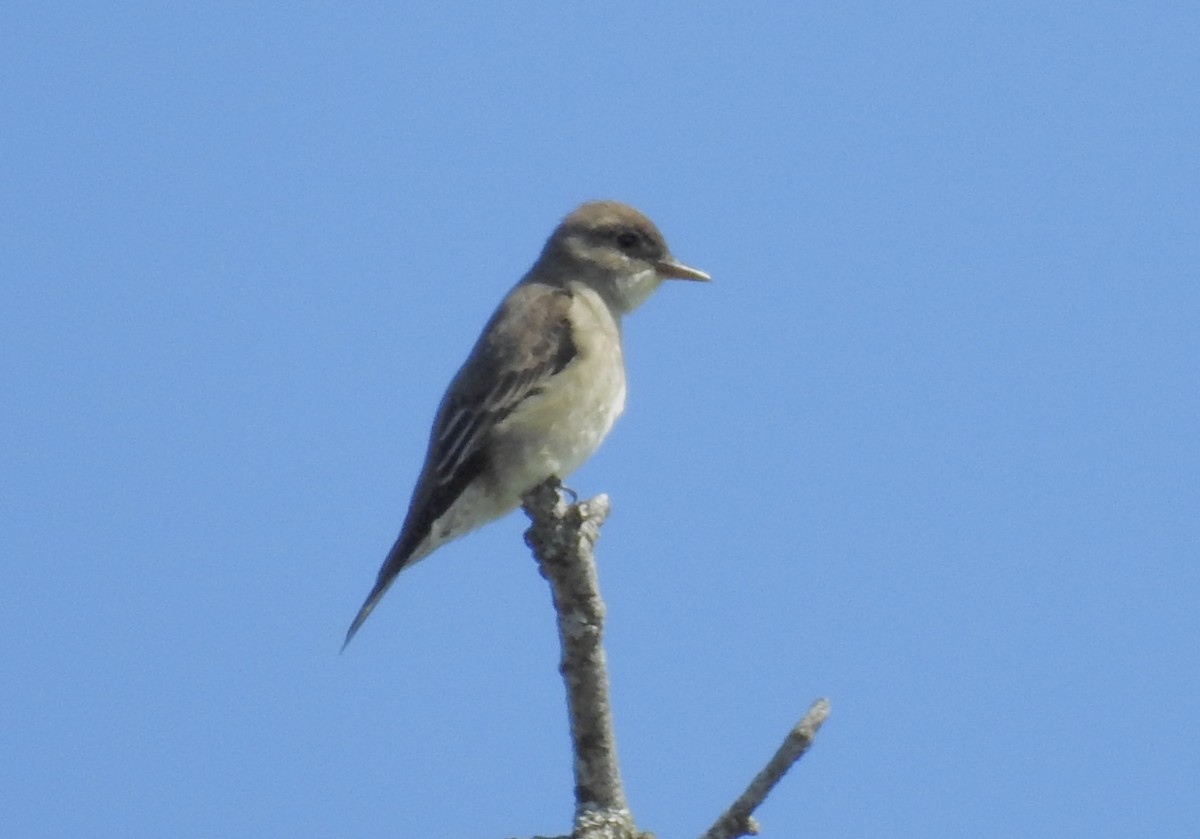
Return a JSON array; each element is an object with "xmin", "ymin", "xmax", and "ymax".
[{"xmin": 3, "ymin": 3, "xmax": 1197, "ymax": 837}]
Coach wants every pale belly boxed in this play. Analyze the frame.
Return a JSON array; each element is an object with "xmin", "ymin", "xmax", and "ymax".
[
  {"xmin": 489, "ymin": 283, "xmax": 627, "ymax": 493},
  {"xmin": 491, "ymin": 345, "xmax": 626, "ymax": 491},
  {"xmin": 410, "ymin": 361, "xmax": 625, "ymax": 565}
]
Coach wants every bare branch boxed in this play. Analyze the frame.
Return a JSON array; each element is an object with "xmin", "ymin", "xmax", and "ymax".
[
  {"xmin": 521, "ymin": 477, "xmax": 828, "ymax": 839},
  {"xmin": 522, "ymin": 478, "xmax": 644, "ymax": 839},
  {"xmin": 699, "ymin": 698, "xmax": 831, "ymax": 839}
]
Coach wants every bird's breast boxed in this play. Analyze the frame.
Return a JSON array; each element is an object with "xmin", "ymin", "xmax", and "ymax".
[{"xmin": 491, "ymin": 285, "xmax": 626, "ymax": 490}]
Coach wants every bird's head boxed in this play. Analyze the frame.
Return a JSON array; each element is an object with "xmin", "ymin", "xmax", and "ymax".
[{"xmin": 539, "ymin": 200, "xmax": 709, "ymax": 313}]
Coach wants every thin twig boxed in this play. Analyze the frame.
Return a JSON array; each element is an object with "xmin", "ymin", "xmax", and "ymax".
[{"xmin": 699, "ymin": 698, "xmax": 831, "ymax": 839}]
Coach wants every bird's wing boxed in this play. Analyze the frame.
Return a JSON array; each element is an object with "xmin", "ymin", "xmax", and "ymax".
[
  {"xmin": 413, "ymin": 282, "xmax": 577, "ymax": 541},
  {"xmin": 342, "ymin": 283, "xmax": 576, "ymax": 648}
]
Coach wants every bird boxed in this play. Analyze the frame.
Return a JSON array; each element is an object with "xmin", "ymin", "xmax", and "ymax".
[{"xmin": 343, "ymin": 200, "xmax": 709, "ymax": 649}]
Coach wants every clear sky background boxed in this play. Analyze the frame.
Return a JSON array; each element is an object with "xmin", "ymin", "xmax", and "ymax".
[{"xmin": 3, "ymin": 3, "xmax": 1197, "ymax": 837}]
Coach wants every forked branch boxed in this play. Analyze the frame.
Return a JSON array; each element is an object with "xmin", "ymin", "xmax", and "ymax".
[{"xmin": 521, "ymin": 477, "xmax": 827, "ymax": 839}]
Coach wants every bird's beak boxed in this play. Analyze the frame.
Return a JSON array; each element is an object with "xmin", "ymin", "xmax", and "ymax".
[{"xmin": 656, "ymin": 258, "xmax": 711, "ymax": 282}]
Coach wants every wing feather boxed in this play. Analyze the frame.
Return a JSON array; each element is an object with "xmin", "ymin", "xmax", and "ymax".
[{"xmin": 342, "ymin": 283, "xmax": 577, "ymax": 648}]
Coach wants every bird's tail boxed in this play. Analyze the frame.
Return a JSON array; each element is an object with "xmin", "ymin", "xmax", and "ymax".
[
  {"xmin": 341, "ymin": 580, "xmax": 391, "ymax": 652},
  {"xmin": 341, "ymin": 529, "xmax": 427, "ymax": 651}
]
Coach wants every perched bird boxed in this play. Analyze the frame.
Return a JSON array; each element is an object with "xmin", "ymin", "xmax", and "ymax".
[{"xmin": 343, "ymin": 200, "xmax": 709, "ymax": 649}]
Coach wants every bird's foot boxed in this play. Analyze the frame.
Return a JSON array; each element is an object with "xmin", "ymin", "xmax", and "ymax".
[{"xmin": 546, "ymin": 475, "xmax": 579, "ymax": 504}]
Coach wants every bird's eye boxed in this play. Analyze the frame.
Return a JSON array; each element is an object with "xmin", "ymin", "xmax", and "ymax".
[{"xmin": 615, "ymin": 231, "xmax": 641, "ymax": 249}]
